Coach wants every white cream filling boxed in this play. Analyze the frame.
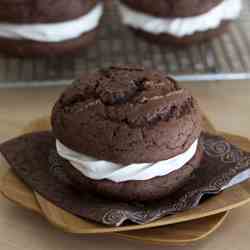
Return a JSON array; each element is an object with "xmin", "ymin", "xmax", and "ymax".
[
  {"xmin": 0, "ymin": 3, "xmax": 103, "ymax": 42},
  {"xmin": 56, "ymin": 139, "xmax": 199, "ymax": 183},
  {"xmin": 118, "ymin": 0, "xmax": 242, "ymax": 37}
]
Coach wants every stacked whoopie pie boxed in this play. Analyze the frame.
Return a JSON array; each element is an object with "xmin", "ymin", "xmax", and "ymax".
[
  {"xmin": 0, "ymin": 0, "xmax": 103, "ymax": 56},
  {"xmin": 118, "ymin": 0, "xmax": 242, "ymax": 45},
  {"xmin": 0, "ymin": 0, "xmax": 243, "ymax": 56},
  {"xmin": 51, "ymin": 66, "xmax": 203, "ymax": 202}
]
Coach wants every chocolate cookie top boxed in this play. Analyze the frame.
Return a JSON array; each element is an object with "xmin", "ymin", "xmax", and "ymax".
[
  {"xmin": 51, "ymin": 66, "xmax": 202, "ymax": 165},
  {"xmin": 0, "ymin": 0, "xmax": 99, "ymax": 23},
  {"xmin": 120, "ymin": 0, "xmax": 224, "ymax": 18}
]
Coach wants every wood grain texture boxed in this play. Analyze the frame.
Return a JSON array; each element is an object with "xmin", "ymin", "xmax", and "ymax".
[
  {"xmin": 116, "ymin": 212, "xmax": 229, "ymax": 245},
  {"xmin": 0, "ymin": 163, "xmax": 229, "ymax": 244}
]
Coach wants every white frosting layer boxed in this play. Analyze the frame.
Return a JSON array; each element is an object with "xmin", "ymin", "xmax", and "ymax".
[
  {"xmin": 56, "ymin": 139, "xmax": 199, "ymax": 183},
  {"xmin": 0, "ymin": 3, "xmax": 103, "ymax": 42},
  {"xmin": 118, "ymin": 0, "xmax": 242, "ymax": 37}
]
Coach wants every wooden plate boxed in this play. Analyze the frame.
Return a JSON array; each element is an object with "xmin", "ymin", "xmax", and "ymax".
[
  {"xmin": 0, "ymin": 166, "xmax": 228, "ymax": 245},
  {"xmin": 0, "ymin": 116, "xmax": 250, "ymax": 239},
  {"xmin": 116, "ymin": 212, "xmax": 229, "ymax": 245}
]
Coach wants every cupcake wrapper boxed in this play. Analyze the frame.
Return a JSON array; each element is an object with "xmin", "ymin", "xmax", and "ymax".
[{"xmin": 1, "ymin": 131, "xmax": 250, "ymax": 227}]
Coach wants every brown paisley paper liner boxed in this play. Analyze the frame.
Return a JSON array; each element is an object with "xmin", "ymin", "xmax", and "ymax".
[{"xmin": 0, "ymin": 131, "xmax": 250, "ymax": 226}]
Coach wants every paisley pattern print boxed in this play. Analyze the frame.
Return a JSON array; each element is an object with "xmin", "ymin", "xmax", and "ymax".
[
  {"xmin": 102, "ymin": 210, "xmax": 129, "ymax": 226},
  {"xmin": 1, "ymin": 131, "xmax": 250, "ymax": 226},
  {"xmin": 202, "ymin": 138, "xmax": 231, "ymax": 158}
]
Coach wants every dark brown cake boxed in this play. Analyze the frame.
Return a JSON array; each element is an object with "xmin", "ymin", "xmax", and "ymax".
[
  {"xmin": 121, "ymin": 0, "xmax": 223, "ymax": 18},
  {"xmin": 52, "ymin": 65, "xmax": 202, "ymax": 164},
  {"xmin": 119, "ymin": 0, "xmax": 238, "ymax": 45},
  {"xmin": 0, "ymin": 29, "xmax": 98, "ymax": 57},
  {"xmin": 60, "ymin": 144, "xmax": 203, "ymax": 202},
  {"xmin": 2, "ymin": 131, "xmax": 250, "ymax": 223},
  {"xmin": 51, "ymin": 65, "xmax": 203, "ymax": 201},
  {"xmin": 0, "ymin": 0, "xmax": 102, "ymax": 57},
  {"xmin": 0, "ymin": 0, "xmax": 99, "ymax": 23}
]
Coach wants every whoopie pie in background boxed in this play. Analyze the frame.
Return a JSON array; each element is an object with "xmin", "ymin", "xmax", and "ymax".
[
  {"xmin": 51, "ymin": 65, "xmax": 203, "ymax": 202},
  {"xmin": 118, "ymin": 0, "xmax": 242, "ymax": 45},
  {"xmin": 0, "ymin": 0, "xmax": 104, "ymax": 56}
]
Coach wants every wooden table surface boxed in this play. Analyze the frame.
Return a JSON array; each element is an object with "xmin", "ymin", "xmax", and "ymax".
[{"xmin": 0, "ymin": 80, "xmax": 250, "ymax": 250}]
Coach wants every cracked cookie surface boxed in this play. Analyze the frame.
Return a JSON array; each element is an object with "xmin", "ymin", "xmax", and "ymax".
[{"xmin": 51, "ymin": 66, "xmax": 202, "ymax": 164}]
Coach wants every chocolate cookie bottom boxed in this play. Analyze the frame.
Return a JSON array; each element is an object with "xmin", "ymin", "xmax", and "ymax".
[
  {"xmin": 130, "ymin": 21, "xmax": 230, "ymax": 46},
  {"xmin": 0, "ymin": 28, "xmax": 98, "ymax": 57},
  {"xmin": 1, "ymin": 131, "xmax": 250, "ymax": 226},
  {"xmin": 61, "ymin": 144, "xmax": 203, "ymax": 202}
]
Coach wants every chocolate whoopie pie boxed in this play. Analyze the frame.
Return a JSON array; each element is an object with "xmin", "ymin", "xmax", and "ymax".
[
  {"xmin": 51, "ymin": 65, "xmax": 203, "ymax": 202},
  {"xmin": 118, "ymin": 0, "xmax": 242, "ymax": 45},
  {"xmin": 0, "ymin": 0, "xmax": 103, "ymax": 56}
]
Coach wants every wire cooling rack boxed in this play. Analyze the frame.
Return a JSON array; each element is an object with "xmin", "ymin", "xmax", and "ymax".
[{"xmin": 1, "ymin": 1, "xmax": 250, "ymax": 87}]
